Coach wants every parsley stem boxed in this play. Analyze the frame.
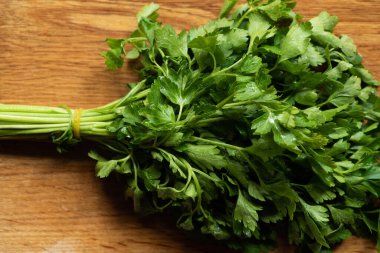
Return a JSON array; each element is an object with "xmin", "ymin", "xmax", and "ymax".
[
  {"xmin": 240, "ymin": 152, "xmax": 264, "ymax": 185},
  {"xmin": 0, "ymin": 127, "xmax": 67, "ymax": 135},
  {"xmin": 0, "ymin": 115, "xmax": 68, "ymax": 123},
  {"xmin": 216, "ymin": 94, "xmax": 235, "ymax": 109},
  {"xmin": 180, "ymin": 158, "xmax": 205, "ymax": 216},
  {"xmin": 88, "ymin": 137, "xmax": 130, "ymax": 154},
  {"xmin": 80, "ymin": 114, "xmax": 116, "ymax": 122},
  {"xmin": 115, "ymin": 89, "xmax": 149, "ymax": 108},
  {"xmin": 194, "ymin": 117, "xmax": 225, "ymax": 126},
  {"xmin": 222, "ymin": 99, "xmax": 276, "ymax": 108},
  {"xmin": 192, "ymin": 168, "xmax": 221, "ymax": 183},
  {"xmin": 0, "ymin": 104, "xmax": 67, "ymax": 113},
  {"xmin": 96, "ymin": 80, "xmax": 148, "ymax": 109},
  {"xmin": 0, "ymin": 113, "xmax": 115, "ymax": 124},
  {"xmin": 157, "ymin": 148, "xmax": 188, "ymax": 179},
  {"xmin": 153, "ymin": 197, "xmax": 173, "ymax": 211},
  {"xmin": 177, "ymin": 104, "xmax": 184, "ymax": 122},
  {"xmin": 269, "ymin": 58, "xmax": 280, "ymax": 72},
  {"xmin": 1, "ymin": 111, "xmax": 103, "ymax": 118},
  {"xmin": 2, "ymin": 112, "xmax": 66, "ymax": 118},
  {"xmin": 211, "ymin": 53, "xmax": 217, "ymax": 72},
  {"xmin": 189, "ymin": 137, "xmax": 264, "ymax": 185},
  {"xmin": 234, "ymin": 7, "xmax": 254, "ymax": 28},
  {"xmin": 0, "ymin": 123, "xmax": 69, "ymax": 129},
  {"xmin": 190, "ymin": 136, "xmax": 244, "ymax": 151},
  {"xmin": 223, "ymin": 100, "xmax": 253, "ymax": 108},
  {"xmin": 205, "ymin": 54, "xmax": 248, "ymax": 82},
  {"xmin": 0, "ymin": 103, "xmax": 117, "ymax": 140}
]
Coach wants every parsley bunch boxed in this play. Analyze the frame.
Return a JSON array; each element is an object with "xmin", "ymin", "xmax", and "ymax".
[{"xmin": 1, "ymin": 0, "xmax": 379, "ymax": 252}]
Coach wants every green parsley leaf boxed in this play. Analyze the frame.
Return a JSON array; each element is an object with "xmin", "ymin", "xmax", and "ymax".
[
  {"xmin": 137, "ymin": 2, "xmax": 160, "ymax": 22},
  {"xmin": 280, "ymin": 22, "xmax": 312, "ymax": 62},
  {"xmin": 234, "ymin": 191, "xmax": 262, "ymax": 234},
  {"xmin": 219, "ymin": 0, "xmax": 239, "ymax": 18},
  {"xmin": 156, "ymin": 26, "xmax": 188, "ymax": 57}
]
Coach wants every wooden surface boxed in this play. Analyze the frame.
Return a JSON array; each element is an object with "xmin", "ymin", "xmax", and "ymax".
[{"xmin": 0, "ymin": 0, "xmax": 379, "ymax": 252}]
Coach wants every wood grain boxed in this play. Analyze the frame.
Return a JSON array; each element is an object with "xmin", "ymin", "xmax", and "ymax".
[{"xmin": 0, "ymin": 1, "xmax": 379, "ymax": 252}]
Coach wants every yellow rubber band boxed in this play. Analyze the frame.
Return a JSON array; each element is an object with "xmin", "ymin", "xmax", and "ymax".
[{"xmin": 72, "ymin": 108, "xmax": 82, "ymax": 139}]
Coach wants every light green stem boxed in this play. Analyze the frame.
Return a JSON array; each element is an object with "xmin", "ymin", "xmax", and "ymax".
[
  {"xmin": 0, "ymin": 104, "xmax": 118, "ymax": 140},
  {"xmin": 190, "ymin": 136, "xmax": 244, "ymax": 151}
]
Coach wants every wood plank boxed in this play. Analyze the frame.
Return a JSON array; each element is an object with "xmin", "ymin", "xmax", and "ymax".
[{"xmin": 0, "ymin": 1, "xmax": 378, "ymax": 252}]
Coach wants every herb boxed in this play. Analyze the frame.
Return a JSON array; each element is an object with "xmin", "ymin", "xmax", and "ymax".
[{"xmin": 0, "ymin": 0, "xmax": 379, "ymax": 252}]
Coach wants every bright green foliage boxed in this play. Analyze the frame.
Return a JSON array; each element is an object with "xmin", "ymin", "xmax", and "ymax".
[
  {"xmin": 97, "ymin": 0, "xmax": 380, "ymax": 252},
  {"xmin": 0, "ymin": 0, "xmax": 378, "ymax": 252},
  {"xmin": 280, "ymin": 23, "xmax": 312, "ymax": 62}
]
